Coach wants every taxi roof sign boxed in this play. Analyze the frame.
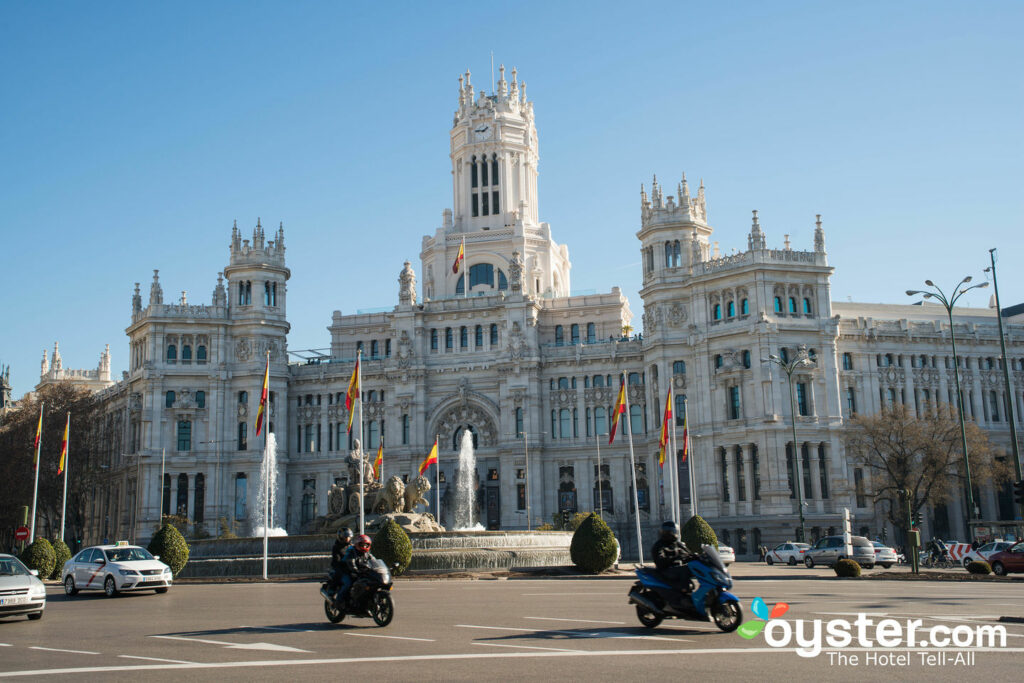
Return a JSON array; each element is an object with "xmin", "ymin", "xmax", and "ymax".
[{"xmin": 115, "ymin": 540, "xmax": 131, "ymax": 547}]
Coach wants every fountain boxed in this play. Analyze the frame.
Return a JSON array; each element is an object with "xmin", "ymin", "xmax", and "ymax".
[
  {"xmin": 452, "ymin": 429, "xmax": 484, "ymax": 530},
  {"xmin": 251, "ymin": 433, "xmax": 287, "ymax": 537}
]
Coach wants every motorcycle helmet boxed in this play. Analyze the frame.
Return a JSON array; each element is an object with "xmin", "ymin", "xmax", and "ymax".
[
  {"xmin": 338, "ymin": 527, "xmax": 354, "ymax": 543},
  {"xmin": 355, "ymin": 534, "xmax": 372, "ymax": 553},
  {"xmin": 660, "ymin": 520, "xmax": 679, "ymax": 542}
]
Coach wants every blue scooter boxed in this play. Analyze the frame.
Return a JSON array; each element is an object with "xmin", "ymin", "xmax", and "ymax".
[{"xmin": 627, "ymin": 544, "xmax": 743, "ymax": 632}]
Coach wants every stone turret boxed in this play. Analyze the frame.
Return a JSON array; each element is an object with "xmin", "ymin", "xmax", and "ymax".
[
  {"xmin": 149, "ymin": 270, "xmax": 163, "ymax": 305},
  {"xmin": 748, "ymin": 210, "xmax": 766, "ymax": 250},
  {"xmin": 814, "ymin": 214, "xmax": 826, "ymax": 253}
]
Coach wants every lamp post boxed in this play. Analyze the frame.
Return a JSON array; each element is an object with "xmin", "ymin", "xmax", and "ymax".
[
  {"xmin": 907, "ymin": 276, "xmax": 989, "ymax": 539},
  {"xmin": 763, "ymin": 347, "xmax": 815, "ymax": 543}
]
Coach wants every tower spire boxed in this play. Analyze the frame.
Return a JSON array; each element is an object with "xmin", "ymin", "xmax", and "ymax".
[
  {"xmin": 748, "ymin": 209, "xmax": 766, "ymax": 250},
  {"xmin": 814, "ymin": 214, "xmax": 826, "ymax": 253}
]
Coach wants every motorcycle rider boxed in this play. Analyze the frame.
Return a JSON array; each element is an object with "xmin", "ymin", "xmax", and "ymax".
[
  {"xmin": 651, "ymin": 521, "xmax": 693, "ymax": 602},
  {"xmin": 327, "ymin": 527, "xmax": 354, "ymax": 599},
  {"xmin": 928, "ymin": 537, "xmax": 950, "ymax": 565},
  {"xmin": 338, "ymin": 534, "xmax": 376, "ymax": 608}
]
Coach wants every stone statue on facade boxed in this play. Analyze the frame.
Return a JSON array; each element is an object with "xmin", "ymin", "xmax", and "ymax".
[{"xmin": 398, "ymin": 261, "xmax": 417, "ymax": 306}]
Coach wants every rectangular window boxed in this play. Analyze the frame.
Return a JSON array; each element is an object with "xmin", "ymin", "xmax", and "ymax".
[
  {"xmin": 471, "ymin": 194, "xmax": 479, "ymax": 217},
  {"xmin": 492, "ymin": 191, "xmax": 499, "ymax": 213},
  {"xmin": 237, "ymin": 422, "xmax": 247, "ymax": 450},
  {"xmin": 846, "ymin": 387, "xmax": 857, "ymax": 415},
  {"xmin": 729, "ymin": 386, "xmax": 741, "ymax": 420},
  {"xmin": 481, "ymin": 160, "xmax": 488, "ymax": 186},
  {"xmin": 306, "ymin": 424, "xmax": 315, "ymax": 453},
  {"xmin": 796, "ymin": 382, "xmax": 809, "ymax": 416},
  {"xmin": 818, "ymin": 445, "xmax": 829, "ymax": 499},
  {"xmin": 234, "ymin": 474, "xmax": 247, "ymax": 521},
  {"xmin": 515, "ymin": 407, "xmax": 524, "ymax": 438},
  {"xmin": 402, "ymin": 414, "xmax": 410, "ymax": 445},
  {"xmin": 177, "ymin": 421, "xmax": 192, "ymax": 451},
  {"xmin": 517, "ymin": 484, "xmax": 526, "ymax": 511},
  {"xmin": 595, "ymin": 406, "xmax": 606, "ymax": 436},
  {"xmin": 720, "ymin": 449, "xmax": 730, "ymax": 502},
  {"xmin": 481, "ymin": 192, "xmax": 489, "ymax": 216}
]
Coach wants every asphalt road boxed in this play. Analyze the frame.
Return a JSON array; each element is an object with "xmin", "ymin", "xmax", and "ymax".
[{"xmin": 1, "ymin": 568, "xmax": 1022, "ymax": 681}]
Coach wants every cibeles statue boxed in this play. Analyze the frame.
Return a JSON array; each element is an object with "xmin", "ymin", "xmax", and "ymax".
[{"xmin": 344, "ymin": 441, "xmax": 379, "ymax": 516}]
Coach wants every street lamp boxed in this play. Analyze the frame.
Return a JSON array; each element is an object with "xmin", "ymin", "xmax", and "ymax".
[
  {"xmin": 763, "ymin": 347, "xmax": 815, "ymax": 543},
  {"xmin": 907, "ymin": 276, "xmax": 989, "ymax": 538}
]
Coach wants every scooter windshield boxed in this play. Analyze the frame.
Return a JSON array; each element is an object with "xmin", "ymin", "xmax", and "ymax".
[{"xmin": 701, "ymin": 544, "xmax": 727, "ymax": 573}]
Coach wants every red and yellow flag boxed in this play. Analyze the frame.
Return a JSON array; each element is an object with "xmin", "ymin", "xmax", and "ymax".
[
  {"xmin": 33, "ymin": 404, "xmax": 43, "ymax": 466},
  {"xmin": 659, "ymin": 387, "xmax": 672, "ymax": 469},
  {"xmin": 452, "ymin": 239, "xmax": 465, "ymax": 274},
  {"xmin": 680, "ymin": 408, "xmax": 689, "ymax": 463},
  {"xmin": 345, "ymin": 356, "xmax": 360, "ymax": 433},
  {"xmin": 608, "ymin": 378, "xmax": 626, "ymax": 445},
  {"xmin": 255, "ymin": 356, "xmax": 270, "ymax": 436},
  {"xmin": 419, "ymin": 438, "xmax": 438, "ymax": 475},
  {"xmin": 373, "ymin": 440, "xmax": 383, "ymax": 479},
  {"xmin": 58, "ymin": 413, "xmax": 69, "ymax": 475}
]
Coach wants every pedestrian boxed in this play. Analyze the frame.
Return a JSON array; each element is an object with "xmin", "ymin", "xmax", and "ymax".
[{"xmin": 970, "ymin": 539, "xmax": 980, "ymax": 551}]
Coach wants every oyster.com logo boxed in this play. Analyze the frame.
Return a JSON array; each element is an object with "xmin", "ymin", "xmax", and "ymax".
[{"xmin": 737, "ymin": 596, "xmax": 788, "ymax": 640}]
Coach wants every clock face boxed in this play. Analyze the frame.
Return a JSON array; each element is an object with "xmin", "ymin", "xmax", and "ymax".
[{"xmin": 474, "ymin": 124, "xmax": 490, "ymax": 141}]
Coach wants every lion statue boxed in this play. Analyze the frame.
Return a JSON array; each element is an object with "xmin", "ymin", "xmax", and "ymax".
[
  {"xmin": 403, "ymin": 475, "xmax": 432, "ymax": 513},
  {"xmin": 373, "ymin": 475, "xmax": 406, "ymax": 514}
]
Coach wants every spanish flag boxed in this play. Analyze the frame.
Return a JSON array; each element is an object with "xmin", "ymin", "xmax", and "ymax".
[
  {"xmin": 680, "ymin": 407, "xmax": 689, "ymax": 463},
  {"xmin": 608, "ymin": 378, "xmax": 626, "ymax": 445},
  {"xmin": 659, "ymin": 387, "xmax": 672, "ymax": 469},
  {"xmin": 373, "ymin": 440, "xmax": 383, "ymax": 479},
  {"xmin": 345, "ymin": 356, "xmax": 360, "ymax": 433},
  {"xmin": 452, "ymin": 238, "xmax": 465, "ymax": 274},
  {"xmin": 33, "ymin": 404, "xmax": 43, "ymax": 466},
  {"xmin": 419, "ymin": 438, "xmax": 438, "ymax": 475},
  {"xmin": 255, "ymin": 356, "xmax": 270, "ymax": 436},
  {"xmin": 58, "ymin": 413, "xmax": 69, "ymax": 475}
]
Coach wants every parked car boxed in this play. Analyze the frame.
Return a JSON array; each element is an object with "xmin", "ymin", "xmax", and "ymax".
[
  {"xmin": 766, "ymin": 542, "xmax": 810, "ymax": 566},
  {"xmin": 804, "ymin": 535, "xmax": 875, "ymax": 569},
  {"xmin": 961, "ymin": 541, "xmax": 1013, "ymax": 568},
  {"xmin": 62, "ymin": 543, "xmax": 172, "ymax": 597},
  {"xmin": 872, "ymin": 541, "xmax": 898, "ymax": 568},
  {"xmin": 987, "ymin": 541, "xmax": 1024, "ymax": 576},
  {"xmin": 0, "ymin": 554, "xmax": 47, "ymax": 621},
  {"xmin": 717, "ymin": 544, "xmax": 735, "ymax": 565}
]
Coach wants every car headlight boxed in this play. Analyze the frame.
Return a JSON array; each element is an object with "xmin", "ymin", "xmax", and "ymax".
[
  {"xmin": 30, "ymin": 583, "xmax": 46, "ymax": 596},
  {"xmin": 118, "ymin": 569, "xmax": 138, "ymax": 576}
]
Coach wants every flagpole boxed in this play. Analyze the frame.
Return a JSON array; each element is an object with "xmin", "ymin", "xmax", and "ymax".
[
  {"xmin": 668, "ymin": 392, "xmax": 679, "ymax": 529},
  {"xmin": 159, "ymin": 447, "xmax": 165, "ymax": 524},
  {"xmin": 524, "ymin": 430, "xmax": 531, "ymax": 530},
  {"xmin": 622, "ymin": 374, "xmax": 644, "ymax": 565},
  {"xmin": 61, "ymin": 413, "xmax": 70, "ymax": 543},
  {"xmin": 357, "ymin": 349, "xmax": 365, "ymax": 536},
  {"xmin": 30, "ymin": 403, "xmax": 43, "ymax": 544},
  {"xmin": 262, "ymin": 350, "xmax": 270, "ymax": 581},
  {"xmin": 462, "ymin": 237, "xmax": 467, "ymax": 299},
  {"xmin": 595, "ymin": 429, "xmax": 603, "ymax": 521},
  {"xmin": 434, "ymin": 436, "xmax": 440, "ymax": 523},
  {"xmin": 685, "ymin": 398, "xmax": 697, "ymax": 517}
]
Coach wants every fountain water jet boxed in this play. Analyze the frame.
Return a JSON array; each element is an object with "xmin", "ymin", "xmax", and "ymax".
[
  {"xmin": 252, "ymin": 432, "xmax": 287, "ymax": 537},
  {"xmin": 452, "ymin": 429, "xmax": 483, "ymax": 530}
]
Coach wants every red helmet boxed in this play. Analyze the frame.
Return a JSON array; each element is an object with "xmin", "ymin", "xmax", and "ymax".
[{"xmin": 355, "ymin": 534, "xmax": 371, "ymax": 552}]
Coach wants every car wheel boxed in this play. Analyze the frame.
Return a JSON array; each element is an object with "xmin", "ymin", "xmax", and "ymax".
[
  {"xmin": 992, "ymin": 562, "xmax": 1007, "ymax": 577},
  {"xmin": 766, "ymin": 556, "xmax": 774, "ymax": 565},
  {"xmin": 64, "ymin": 575, "xmax": 78, "ymax": 596},
  {"xmin": 804, "ymin": 556, "xmax": 814, "ymax": 568},
  {"xmin": 104, "ymin": 575, "xmax": 119, "ymax": 597},
  {"xmin": 788, "ymin": 556, "xmax": 797, "ymax": 566},
  {"xmin": 154, "ymin": 587, "xmax": 168, "ymax": 594},
  {"xmin": 882, "ymin": 563, "xmax": 893, "ymax": 569},
  {"xmin": 27, "ymin": 612, "xmax": 42, "ymax": 621}
]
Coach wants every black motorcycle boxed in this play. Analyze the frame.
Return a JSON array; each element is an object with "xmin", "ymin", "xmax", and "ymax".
[{"xmin": 320, "ymin": 559, "xmax": 394, "ymax": 626}]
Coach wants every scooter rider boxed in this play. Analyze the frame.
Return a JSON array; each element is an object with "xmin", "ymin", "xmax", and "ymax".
[
  {"xmin": 652, "ymin": 521, "xmax": 693, "ymax": 598},
  {"xmin": 339, "ymin": 534, "xmax": 376, "ymax": 607},
  {"xmin": 327, "ymin": 527, "xmax": 354, "ymax": 599}
]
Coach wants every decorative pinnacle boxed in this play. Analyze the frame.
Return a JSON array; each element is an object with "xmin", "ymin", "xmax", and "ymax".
[{"xmin": 816, "ymin": 214, "xmax": 822, "ymax": 229}]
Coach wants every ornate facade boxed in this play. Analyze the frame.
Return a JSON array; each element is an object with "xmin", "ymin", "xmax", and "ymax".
[{"xmin": 82, "ymin": 69, "xmax": 1023, "ymax": 556}]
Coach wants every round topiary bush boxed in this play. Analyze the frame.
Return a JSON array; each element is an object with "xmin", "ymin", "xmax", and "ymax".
[
  {"xmin": 20, "ymin": 538, "xmax": 56, "ymax": 579},
  {"xmin": 681, "ymin": 515, "xmax": 718, "ymax": 554},
  {"xmin": 967, "ymin": 560, "xmax": 992, "ymax": 575},
  {"xmin": 570, "ymin": 512, "xmax": 618, "ymax": 573},
  {"xmin": 373, "ymin": 518, "xmax": 412, "ymax": 576},
  {"xmin": 835, "ymin": 558, "xmax": 862, "ymax": 577},
  {"xmin": 49, "ymin": 538, "xmax": 71, "ymax": 580},
  {"xmin": 147, "ymin": 524, "xmax": 190, "ymax": 577}
]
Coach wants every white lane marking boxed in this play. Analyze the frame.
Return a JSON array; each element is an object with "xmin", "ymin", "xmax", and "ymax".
[
  {"xmin": 151, "ymin": 635, "xmax": 235, "ymax": 646},
  {"xmin": 4, "ymin": 647, "xmax": 1024, "ymax": 677},
  {"xmin": 524, "ymin": 617, "xmax": 626, "ymax": 625},
  {"xmin": 472, "ymin": 642, "xmax": 581, "ymax": 653},
  {"xmin": 343, "ymin": 633, "xmax": 435, "ymax": 642},
  {"xmin": 240, "ymin": 625, "xmax": 311, "ymax": 632},
  {"xmin": 149, "ymin": 635, "xmax": 310, "ymax": 652},
  {"xmin": 520, "ymin": 593, "xmax": 622, "ymax": 596},
  {"xmin": 28, "ymin": 646, "xmax": 99, "ymax": 655},
  {"xmin": 118, "ymin": 655, "xmax": 196, "ymax": 664},
  {"xmin": 454, "ymin": 624, "xmax": 685, "ymax": 642},
  {"xmin": 0, "ymin": 644, "xmax": 10, "ymax": 647}
]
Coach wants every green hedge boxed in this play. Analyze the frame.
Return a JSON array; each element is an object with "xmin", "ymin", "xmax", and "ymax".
[
  {"xmin": 50, "ymin": 538, "xmax": 71, "ymax": 580},
  {"xmin": 835, "ymin": 558, "xmax": 862, "ymax": 577},
  {"xmin": 967, "ymin": 560, "xmax": 991, "ymax": 575},
  {"xmin": 373, "ymin": 519, "xmax": 412, "ymax": 576},
  {"xmin": 570, "ymin": 512, "xmax": 618, "ymax": 574},
  {"xmin": 20, "ymin": 538, "xmax": 56, "ymax": 579},
  {"xmin": 681, "ymin": 515, "xmax": 718, "ymax": 553},
  {"xmin": 147, "ymin": 524, "xmax": 190, "ymax": 577}
]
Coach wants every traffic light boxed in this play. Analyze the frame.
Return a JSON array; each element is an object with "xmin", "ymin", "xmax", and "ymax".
[
  {"xmin": 1013, "ymin": 480, "xmax": 1024, "ymax": 506},
  {"xmin": 911, "ymin": 510, "xmax": 922, "ymax": 528}
]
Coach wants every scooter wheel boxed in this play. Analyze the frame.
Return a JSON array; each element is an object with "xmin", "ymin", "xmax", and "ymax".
[
  {"xmin": 324, "ymin": 599, "xmax": 345, "ymax": 624},
  {"xmin": 711, "ymin": 600, "xmax": 743, "ymax": 633},
  {"xmin": 635, "ymin": 604, "xmax": 663, "ymax": 629},
  {"xmin": 372, "ymin": 592, "xmax": 394, "ymax": 627}
]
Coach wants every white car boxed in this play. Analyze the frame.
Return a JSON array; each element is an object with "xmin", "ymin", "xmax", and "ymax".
[
  {"xmin": 62, "ymin": 544, "xmax": 172, "ymax": 597},
  {"xmin": 717, "ymin": 544, "xmax": 736, "ymax": 565},
  {"xmin": 0, "ymin": 554, "xmax": 47, "ymax": 621},
  {"xmin": 872, "ymin": 542, "xmax": 898, "ymax": 568},
  {"xmin": 766, "ymin": 542, "xmax": 810, "ymax": 565},
  {"xmin": 961, "ymin": 541, "xmax": 1014, "ymax": 568}
]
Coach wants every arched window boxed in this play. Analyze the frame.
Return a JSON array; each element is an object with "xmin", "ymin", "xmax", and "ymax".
[
  {"xmin": 570, "ymin": 324, "xmax": 580, "ymax": 344},
  {"xmin": 803, "ymin": 298, "xmax": 812, "ymax": 315},
  {"xmin": 238, "ymin": 391, "xmax": 248, "ymax": 404},
  {"xmin": 182, "ymin": 345, "xmax": 192, "ymax": 362},
  {"xmin": 431, "ymin": 329, "xmax": 438, "ymax": 350},
  {"xmin": 197, "ymin": 345, "xmax": 207, "ymax": 363},
  {"xmin": 460, "ymin": 326, "xmax": 468, "ymax": 348},
  {"xmin": 445, "ymin": 328, "xmax": 453, "ymax": 350},
  {"xmin": 455, "ymin": 275, "xmax": 465, "ymax": 294},
  {"xmin": 167, "ymin": 345, "xmax": 177, "ymax": 363},
  {"xmin": 475, "ymin": 325, "xmax": 483, "ymax": 347},
  {"xmin": 194, "ymin": 473, "xmax": 205, "ymax": 524},
  {"xmin": 491, "ymin": 156, "xmax": 499, "ymax": 186},
  {"xmin": 741, "ymin": 299, "xmax": 749, "ymax": 315},
  {"xmin": 453, "ymin": 425, "xmax": 478, "ymax": 450},
  {"xmin": 727, "ymin": 301, "xmax": 735, "ymax": 317},
  {"xmin": 673, "ymin": 241, "xmax": 681, "ymax": 266},
  {"xmin": 264, "ymin": 281, "xmax": 272, "ymax": 306},
  {"xmin": 176, "ymin": 473, "xmax": 189, "ymax": 517},
  {"xmin": 471, "ymin": 155, "xmax": 478, "ymax": 188},
  {"xmin": 673, "ymin": 360, "xmax": 686, "ymax": 374},
  {"xmin": 497, "ymin": 270, "xmax": 508, "ymax": 290},
  {"xmin": 665, "ymin": 242, "xmax": 673, "ymax": 268},
  {"xmin": 469, "ymin": 263, "xmax": 494, "ymax": 289},
  {"xmin": 843, "ymin": 352, "xmax": 853, "ymax": 370},
  {"xmin": 774, "ymin": 296, "xmax": 783, "ymax": 313},
  {"xmin": 586, "ymin": 323, "xmax": 596, "ymax": 343},
  {"xmin": 165, "ymin": 391, "xmax": 175, "ymax": 408},
  {"xmin": 713, "ymin": 304, "xmax": 722, "ymax": 320},
  {"xmin": 490, "ymin": 324, "xmax": 498, "ymax": 345},
  {"xmin": 196, "ymin": 391, "xmax": 205, "ymax": 409},
  {"xmin": 555, "ymin": 325, "xmax": 564, "ymax": 346}
]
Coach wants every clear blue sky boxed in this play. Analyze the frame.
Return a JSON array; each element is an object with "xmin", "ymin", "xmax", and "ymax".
[{"xmin": 2, "ymin": 1, "xmax": 1021, "ymax": 400}]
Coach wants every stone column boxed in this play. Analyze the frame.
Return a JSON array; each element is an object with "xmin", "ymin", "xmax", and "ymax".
[
  {"xmin": 742, "ymin": 444, "xmax": 754, "ymax": 511},
  {"xmin": 725, "ymin": 446, "xmax": 737, "ymax": 514}
]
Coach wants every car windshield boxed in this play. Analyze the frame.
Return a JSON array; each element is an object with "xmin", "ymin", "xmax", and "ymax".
[
  {"xmin": 702, "ymin": 545, "xmax": 728, "ymax": 573},
  {"xmin": 104, "ymin": 547, "xmax": 155, "ymax": 562},
  {"xmin": 795, "ymin": 544, "xmax": 809, "ymax": 549},
  {"xmin": 0, "ymin": 557, "xmax": 31, "ymax": 576}
]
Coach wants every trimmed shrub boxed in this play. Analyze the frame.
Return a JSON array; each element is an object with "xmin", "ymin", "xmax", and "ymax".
[
  {"xmin": 835, "ymin": 558, "xmax": 862, "ymax": 577},
  {"xmin": 967, "ymin": 560, "xmax": 992, "ymax": 575},
  {"xmin": 49, "ymin": 538, "xmax": 71, "ymax": 580},
  {"xmin": 681, "ymin": 515, "xmax": 718, "ymax": 554},
  {"xmin": 373, "ymin": 519, "xmax": 412, "ymax": 576},
  {"xmin": 20, "ymin": 538, "xmax": 56, "ymax": 579},
  {"xmin": 147, "ymin": 524, "xmax": 190, "ymax": 577},
  {"xmin": 570, "ymin": 512, "xmax": 618, "ymax": 574}
]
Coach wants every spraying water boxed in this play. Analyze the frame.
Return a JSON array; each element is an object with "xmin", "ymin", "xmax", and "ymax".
[
  {"xmin": 252, "ymin": 432, "xmax": 287, "ymax": 537},
  {"xmin": 452, "ymin": 429, "xmax": 483, "ymax": 530}
]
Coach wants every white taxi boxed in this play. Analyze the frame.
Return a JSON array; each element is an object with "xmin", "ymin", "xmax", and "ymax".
[
  {"xmin": 0, "ymin": 554, "xmax": 47, "ymax": 620},
  {"xmin": 62, "ymin": 543, "xmax": 172, "ymax": 597},
  {"xmin": 766, "ymin": 542, "xmax": 810, "ymax": 566}
]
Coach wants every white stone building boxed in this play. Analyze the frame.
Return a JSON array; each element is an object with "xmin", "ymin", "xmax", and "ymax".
[{"xmin": 80, "ymin": 68, "xmax": 1023, "ymax": 556}]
